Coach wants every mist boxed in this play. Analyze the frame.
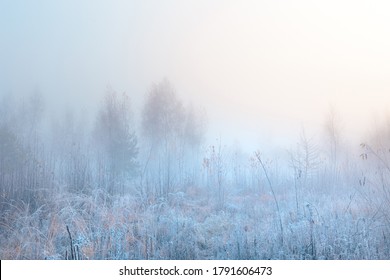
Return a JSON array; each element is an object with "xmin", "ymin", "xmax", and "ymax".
[
  {"xmin": 2, "ymin": 1, "xmax": 390, "ymax": 149},
  {"xmin": 1, "ymin": 1, "xmax": 390, "ymax": 260}
]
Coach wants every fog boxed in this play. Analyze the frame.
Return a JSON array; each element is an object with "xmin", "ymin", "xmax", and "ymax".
[
  {"xmin": 2, "ymin": 1, "xmax": 390, "ymax": 151},
  {"xmin": 2, "ymin": 1, "xmax": 390, "ymax": 260}
]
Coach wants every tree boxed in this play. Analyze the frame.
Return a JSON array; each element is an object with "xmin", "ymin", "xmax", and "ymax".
[
  {"xmin": 51, "ymin": 109, "xmax": 92, "ymax": 194},
  {"xmin": 142, "ymin": 79, "xmax": 184, "ymax": 150},
  {"xmin": 0, "ymin": 124, "xmax": 26, "ymax": 204},
  {"xmin": 94, "ymin": 87, "xmax": 138, "ymax": 195},
  {"xmin": 0, "ymin": 92, "xmax": 50, "ymax": 212},
  {"xmin": 181, "ymin": 104, "xmax": 206, "ymax": 186},
  {"xmin": 289, "ymin": 128, "xmax": 322, "ymax": 216},
  {"xmin": 324, "ymin": 106, "xmax": 341, "ymax": 165},
  {"xmin": 141, "ymin": 79, "xmax": 206, "ymax": 197},
  {"xmin": 202, "ymin": 141, "xmax": 225, "ymax": 208},
  {"xmin": 183, "ymin": 104, "xmax": 206, "ymax": 151},
  {"xmin": 322, "ymin": 105, "xmax": 345, "ymax": 186},
  {"xmin": 140, "ymin": 79, "xmax": 184, "ymax": 197}
]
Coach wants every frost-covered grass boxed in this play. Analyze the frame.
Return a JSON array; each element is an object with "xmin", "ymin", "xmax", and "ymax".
[{"xmin": 1, "ymin": 175, "xmax": 389, "ymax": 260}]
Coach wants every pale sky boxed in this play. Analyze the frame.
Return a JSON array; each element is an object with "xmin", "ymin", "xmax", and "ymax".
[{"xmin": 1, "ymin": 0, "xmax": 390, "ymax": 151}]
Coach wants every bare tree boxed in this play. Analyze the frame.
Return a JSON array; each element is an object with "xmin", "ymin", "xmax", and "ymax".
[
  {"xmin": 141, "ymin": 79, "xmax": 185, "ymax": 197},
  {"xmin": 141, "ymin": 79, "xmax": 207, "ymax": 198},
  {"xmin": 0, "ymin": 92, "xmax": 51, "ymax": 212},
  {"xmin": 289, "ymin": 128, "xmax": 322, "ymax": 217},
  {"xmin": 142, "ymin": 79, "xmax": 184, "ymax": 150},
  {"xmin": 323, "ymin": 106, "xmax": 344, "ymax": 185}
]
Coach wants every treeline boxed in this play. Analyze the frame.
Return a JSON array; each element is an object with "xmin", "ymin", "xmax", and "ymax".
[{"xmin": 0, "ymin": 79, "xmax": 205, "ymax": 211}]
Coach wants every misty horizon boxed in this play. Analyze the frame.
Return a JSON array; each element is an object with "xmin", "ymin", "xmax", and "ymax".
[{"xmin": 2, "ymin": 1, "xmax": 390, "ymax": 153}]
